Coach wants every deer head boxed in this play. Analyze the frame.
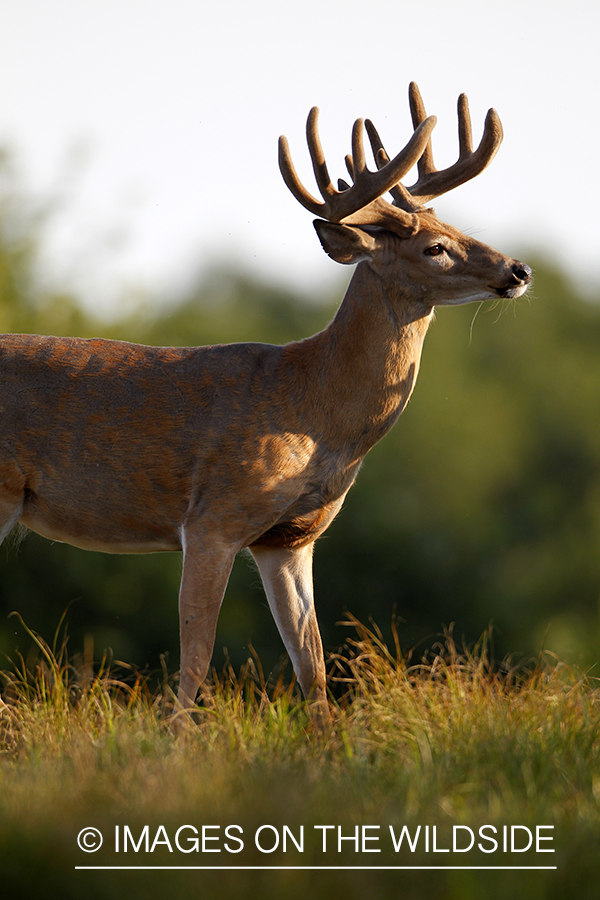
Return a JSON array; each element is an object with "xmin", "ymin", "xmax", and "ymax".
[{"xmin": 279, "ymin": 82, "xmax": 531, "ymax": 308}]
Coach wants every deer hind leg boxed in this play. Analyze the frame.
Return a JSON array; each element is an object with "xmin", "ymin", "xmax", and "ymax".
[
  {"xmin": 250, "ymin": 542, "xmax": 329, "ymax": 719},
  {"xmin": 176, "ymin": 527, "xmax": 238, "ymax": 711},
  {"xmin": 0, "ymin": 482, "xmax": 24, "ymax": 547}
]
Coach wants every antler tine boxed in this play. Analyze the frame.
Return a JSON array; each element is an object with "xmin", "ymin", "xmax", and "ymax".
[
  {"xmin": 457, "ymin": 93, "xmax": 473, "ymax": 158},
  {"xmin": 306, "ymin": 107, "xmax": 336, "ymax": 201},
  {"xmin": 278, "ymin": 132, "xmax": 325, "ymax": 218},
  {"xmin": 278, "ymin": 106, "xmax": 346, "ymax": 217},
  {"xmin": 351, "ymin": 117, "xmax": 367, "ymax": 180},
  {"xmin": 409, "ymin": 82, "xmax": 436, "ymax": 180}
]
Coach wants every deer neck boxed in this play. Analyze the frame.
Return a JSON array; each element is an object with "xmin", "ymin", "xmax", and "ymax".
[{"xmin": 309, "ymin": 263, "xmax": 434, "ymax": 455}]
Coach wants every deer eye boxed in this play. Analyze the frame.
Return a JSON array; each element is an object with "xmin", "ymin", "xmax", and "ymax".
[{"xmin": 424, "ymin": 243, "xmax": 445, "ymax": 257}]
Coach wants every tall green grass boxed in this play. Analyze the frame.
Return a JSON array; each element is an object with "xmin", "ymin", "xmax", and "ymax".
[{"xmin": 0, "ymin": 616, "xmax": 598, "ymax": 899}]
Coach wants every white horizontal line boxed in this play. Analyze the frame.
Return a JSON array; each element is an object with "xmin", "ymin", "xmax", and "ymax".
[{"xmin": 75, "ymin": 865, "xmax": 558, "ymax": 871}]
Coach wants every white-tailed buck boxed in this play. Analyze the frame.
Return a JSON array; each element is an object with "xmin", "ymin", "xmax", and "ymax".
[{"xmin": 0, "ymin": 84, "xmax": 530, "ymax": 716}]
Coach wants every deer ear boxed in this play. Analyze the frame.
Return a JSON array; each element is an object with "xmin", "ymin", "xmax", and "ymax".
[{"xmin": 313, "ymin": 220, "xmax": 378, "ymax": 265}]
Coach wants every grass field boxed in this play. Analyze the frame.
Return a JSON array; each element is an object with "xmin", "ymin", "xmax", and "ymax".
[{"xmin": 0, "ymin": 616, "xmax": 598, "ymax": 900}]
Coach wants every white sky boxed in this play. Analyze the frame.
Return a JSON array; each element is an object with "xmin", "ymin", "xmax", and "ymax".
[{"xmin": 0, "ymin": 0, "xmax": 598, "ymax": 311}]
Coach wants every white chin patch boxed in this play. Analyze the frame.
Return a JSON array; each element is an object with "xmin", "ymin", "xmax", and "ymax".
[{"xmin": 503, "ymin": 283, "xmax": 529, "ymax": 300}]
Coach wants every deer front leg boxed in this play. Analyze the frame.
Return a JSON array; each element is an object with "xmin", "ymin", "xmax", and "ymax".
[
  {"xmin": 176, "ymin": 528, "xmax": 237, "ymax": 710},
  {"xmin": 250, "ymin": 542, "xmax": 329, "ymax": 720}
]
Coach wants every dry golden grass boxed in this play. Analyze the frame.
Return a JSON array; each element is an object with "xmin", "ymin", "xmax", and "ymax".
[{"xmin": 1, "ymin": 616, "xmax": 599, "ymax": 899}]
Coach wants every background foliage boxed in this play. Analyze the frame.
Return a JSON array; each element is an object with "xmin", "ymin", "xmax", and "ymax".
[{"xmin": 1, "ymin": 157, "xmax": 600, "ymax": 682}]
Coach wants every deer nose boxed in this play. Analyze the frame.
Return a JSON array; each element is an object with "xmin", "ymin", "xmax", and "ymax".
[{"xmin": 511, "ymin": 263, "xmax": 532, "ymax": 284}]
